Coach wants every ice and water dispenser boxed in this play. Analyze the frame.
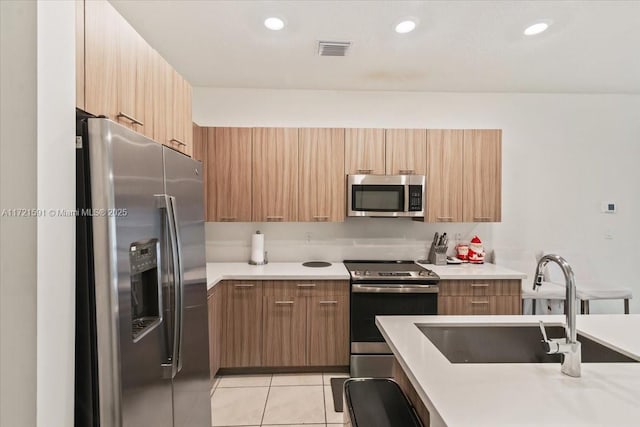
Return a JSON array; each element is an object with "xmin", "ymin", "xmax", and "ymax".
[{"xmin": 129, "ymin": 239, "xmax": 162, "ymax": 342}]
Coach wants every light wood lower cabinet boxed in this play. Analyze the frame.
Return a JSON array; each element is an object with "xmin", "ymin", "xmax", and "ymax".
[
  {"xmin": 307, "ymin": 295, "xmax": 350, "ymax": 366},
  {"xmin": 207, "ymin": 284, "xmax": 222, "ymax": 381},
  {"xmin": 262, "ymin": 296, "xmax": 307, "ymax": 367},
  {"xmin": 220, "ymin": 281, "xmax": 263, "ymax": 368},
  {"xmin": 438, "ymin": 279, "xmax": 521, "ymax": 315},
  {"xmin": 217, "ymin": 280, "xmax": 349, "ymax": 369}
]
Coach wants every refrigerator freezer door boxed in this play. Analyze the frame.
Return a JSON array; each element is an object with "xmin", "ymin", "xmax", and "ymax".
[
  {"xmin": 87, "ymin": 119, "xmax": 173, "ymax": 427},
  {"xmin": 163, "ymin": 147, "xmax": 211, "ymax": 427}
]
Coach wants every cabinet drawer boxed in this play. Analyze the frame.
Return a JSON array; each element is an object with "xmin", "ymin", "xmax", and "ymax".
[
  {"xmin": 438, "ymin": 279, "xmax": 520, "ymax": 297},
  {"xmin": 262, "ymin": 280, "xmax": 349, "ymax": 298},
  {"xmin": 438, "ymin": 295, "xmax": 521, "ymax": 315}
]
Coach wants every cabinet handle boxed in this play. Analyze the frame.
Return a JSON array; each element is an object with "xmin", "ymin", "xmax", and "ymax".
[
  {"xmin": 319, "ymin": 300, "xmax": 338, "ymax": 305},
  {"xmin": 117, "ymin": 112, "xmax": 144, "ymax": 127},
  {"xmin": 297, "ymin": 283, "xmax": 316, "ymax": 288},
  {"xmin": 470, "ymin": 300, "xmax": 489, "ymax": 304},
  {"xmin": 356, "ymin": 169, "xmax": 372, "ymax": 174},
  {"xmin": 313, "ymin": 215, "xmax": 329, "ymax": 222},
  {"xmin": 474, "ymin": 216, "xmax": 492, "ymax": 222},
  {"xmin": 437, "ymin": 217, "xmax": 454, "ymax": 222},
  {"xmin": 219, "ymin": 216, "xmax": 237, "ymax": 222},
  {"xmin": 234, "ymin": 284, "xmax": 255, "ymax": 288},
  {"xmin": 398, "ymin": 169, "xmax": 415, "ymax": 175},
  {"xmin": 470, "ymin": 283, "xmax": 490, "ymax": 288},
  {"xmin": 275, "ymin": 301, "xmax": 294, "ymax": 305},
  {"xmin": 170, "ymin": 138, "xmax": 186, "ymax": 147},
  {"xmin": 266, "ymin": 216, "xmax": 284, "ymax": 222}
]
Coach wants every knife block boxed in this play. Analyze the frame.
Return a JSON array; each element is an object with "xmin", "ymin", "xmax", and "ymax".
[{"xmin": 428, "ymin": 241, "xmax": 448, "ymax": 265}]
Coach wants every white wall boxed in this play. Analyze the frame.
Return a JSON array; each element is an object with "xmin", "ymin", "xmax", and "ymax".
[
  {"xmin": 0, "ymin": 2, "xmax": 75, "ymax": 426},
  {"xmin": 0, "ymin": 2, "xmax": 37, "ymax": 426},
  {"xmin": 36, "ymin": 2, "xmax": 76, "ymax": 426},
  {"xmin": 195, "ymin": 88, "xmax": 640, "ymax": 314}
]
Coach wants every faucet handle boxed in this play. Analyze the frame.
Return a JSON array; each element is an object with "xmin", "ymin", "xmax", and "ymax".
[
  {"xmin": 538, "ymin": 321, "xmax": 559, "ymax": 354},
  {"xmin": 538, "ymin": 321, "xmax": 549, "ymax": 341}
]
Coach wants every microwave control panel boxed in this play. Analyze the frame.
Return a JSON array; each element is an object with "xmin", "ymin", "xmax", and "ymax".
[{"xmin": 408, "ymin": 185, "xmax": 423, "ymax": 211}]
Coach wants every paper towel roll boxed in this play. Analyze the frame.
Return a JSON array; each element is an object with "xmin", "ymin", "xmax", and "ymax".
[{"xmin": 251, "ymin": 231, "xmax": 264, "ymax": 264}]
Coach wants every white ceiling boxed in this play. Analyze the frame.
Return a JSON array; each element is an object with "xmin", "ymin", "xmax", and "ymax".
[{"xmin": 110, "ymin": 0, "xmax": 640, "ymax": 93}]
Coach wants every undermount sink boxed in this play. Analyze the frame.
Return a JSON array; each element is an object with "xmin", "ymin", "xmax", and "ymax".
[{"xmin": 418, "ymin": 325, "xmax": 638, "ymax": 364}]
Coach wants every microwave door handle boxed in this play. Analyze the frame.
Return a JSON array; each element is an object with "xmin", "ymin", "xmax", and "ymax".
[
  {"xmin": 404, "ymin": 184, "xmax": 409, "ymax": 212},
  {"xmin": 168, "ymin": 196, "xmax": 184, "ymax": 374}
]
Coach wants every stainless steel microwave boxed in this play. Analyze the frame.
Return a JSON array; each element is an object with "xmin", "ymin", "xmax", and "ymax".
[{"xmin": 347, "ymin": 174, "xmax": 425, "ymax": 217}]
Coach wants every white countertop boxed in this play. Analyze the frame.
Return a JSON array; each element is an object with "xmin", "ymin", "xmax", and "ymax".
[
  {"xmin": 376, "ymin": 314, "xmax": 640, "ymax": 427},
  {"xmin": 206, "ymin": 261, "xmax": 526, "ymax": 290},
  {"xmin": 206, "ymin": 262, "xmax": 350, "ymax": 290},
  {"xmin": 417, "ymin": 262, "xmax": 527, "ymax": 280}
]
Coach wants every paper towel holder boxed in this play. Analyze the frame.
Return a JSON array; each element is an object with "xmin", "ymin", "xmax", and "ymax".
[{"xmin": 248, "ymin": 251, "xmax": 268, "ymax": 266}]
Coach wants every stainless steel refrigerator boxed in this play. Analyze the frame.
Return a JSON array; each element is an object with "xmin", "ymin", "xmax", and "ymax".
[{"xmin": 75, "ymin": 115, "xmax": 211, "ymax": 427}]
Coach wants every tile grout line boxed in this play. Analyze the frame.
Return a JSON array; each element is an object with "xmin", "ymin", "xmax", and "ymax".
[
  {"xmin": 258, "ymin": 374, "xmax": 273, "ymax": 427},
  {"xmin": 322, "ymin": 372, "xmax": 328, "ymax": 425}
]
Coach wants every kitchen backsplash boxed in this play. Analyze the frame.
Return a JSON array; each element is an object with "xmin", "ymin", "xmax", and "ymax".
[{"xmin": 205, "ymin": 219, "xmax": 493, "ymax": 262}]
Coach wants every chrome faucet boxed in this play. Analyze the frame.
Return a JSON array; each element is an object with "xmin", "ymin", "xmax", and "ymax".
[{"xmin": 534, "ymin": 254, "xmax": 581, "ymax": 377}]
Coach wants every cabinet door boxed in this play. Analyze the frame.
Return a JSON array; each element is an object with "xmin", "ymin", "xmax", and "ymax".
[
  {"xmin": 84, "ymin": 0, "xmax": 118, "ymax": 120},
  {"xmin": 134, "ymin": 31, "xmax": 154, "ymax": 139},
  {"xmin": 182, "ymin": 80, "xmax": 193, "ymax": 156},
  {"xmin": 115, "ymin": 13, "xmax": 138, "ymax": 131},
  {"xmin": 220, "ymin": 281, "xmax": 262, "ymax": 368},
  {"xmin": 252, "ymin": 128, "xmax": 299, "ymax": 222},
  {"xmin": 299, "ymin": 128, "xmax": 345, "ymax": 222},
  {"xmin": 262, "ymin": 296, "xmax": 307, "ymax": 367},
  {"xmin": 151, "ymin": 51, "xmax": 169, "ymax": 146},
  {"xmin": 345, "ymin": 128, "xmax": 385, "ymax": 175},
  {"xmin": 168, "ymin": 70, "xmax": 186, "ymax": 153},
  {"xmin": 463, "ymin": 129, "xmax": 502, "ymax": 222},
  {"xmin": 426, "ymin": 130, "xmax": 464, "ymax": 223},
  {"xmin": 75, "ymin": 0, "xmax": 85, "ymax": 109},
  {"xmin": 385, "ymin": 129, "xmax": 427, "ymax": 175},
  {"xmin": 208, "ymin": 128, "xmax": 252, "ymax": 222},
  {"xmin": 307, "ymin": 295, "xmax": 349, "ymax": 366},
  {"xmin": 207, "ymin": 285, "xmax": 222, "ymax": 381},
  {"xmin": 192, "ymin": 124, "xmax": 207, "ymax": 216}
]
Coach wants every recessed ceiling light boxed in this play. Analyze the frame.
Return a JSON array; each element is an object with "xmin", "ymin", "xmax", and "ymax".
[
  {"xmin": 395, "ymin": 20, "xmax": 417, "ymax": 34},
  {"xmin": 524, "ymin": 21, "xmax": 550, "ymax": 36},
  {"xmin": 264, "ymin": 17, "xmax": 285, "ymax": 31}
]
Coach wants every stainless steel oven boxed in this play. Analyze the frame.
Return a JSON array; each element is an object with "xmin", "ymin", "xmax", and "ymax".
[
  {"xmin": 347, "ymin": 174, "xmax": 425, "ymax": 217},
  {"xmin": 345, "ymin": 261, "xmax": 439, "ymax": 377}
]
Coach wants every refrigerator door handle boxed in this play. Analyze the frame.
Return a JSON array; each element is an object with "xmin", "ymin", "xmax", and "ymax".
[
  {"xmin": 168, "ymin": 196, "xmax": 184, "ymax": 374},
  {"xmin": 157, "ymin": 194, "xmax": 180, "ymax": 379}
]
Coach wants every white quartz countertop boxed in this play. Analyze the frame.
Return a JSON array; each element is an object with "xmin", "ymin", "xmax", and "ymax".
[
  {"xmin": 417, "ymin": 262, "xmax": 527, "ymax": 280},
  {"xmin": 206, "ymin": 262, "xmax": 350, "ymax": 290},
  {"xmin": 376, "ymin": 314, "xmax": 640, "ymax": 427}
]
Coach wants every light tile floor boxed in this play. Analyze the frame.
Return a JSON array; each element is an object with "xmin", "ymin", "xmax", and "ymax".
[{"xmin": 211, "ymin": 373, "xmax": 349, "ymax": 427}]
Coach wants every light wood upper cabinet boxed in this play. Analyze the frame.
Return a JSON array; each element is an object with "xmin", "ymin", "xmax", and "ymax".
[
  {"xmin": 462, "ymin": 129, "xmax": 502, "ymax": 222},
  {"xmin": 151, "ymin": 51, "xmax": 168, "ymax": 146},
  {"xmin": 385, "ymin": 129, "xmax": 427, "ymax": 175},
  {"xmin": 207, "ymin": 128, "xmax": 252, "ymax": 222},
  {"xmin": 84, "ymin": 0, "xmax": 118, "ymax": 120},
  {"xmin": 345, "ymin": 128, "xmax": 386, "ymax": 175},
  {"xmin": 192, "ymin": 124, "xmax": 207, "ymax": 216},
  {"xmin": 252, "ymin": 128, "xmax": 299, "ymax": 222},
  {"xmin": 81, "ymin": 0, "xmax": 193, "ymax": 155},
  {"xmin": 307, "ymin": 295, "xmax": 349, "ymax": 366},
  {"xmin": 220, "ymin": 281, "xmax": 263, "ymax": 368},
  {"xmin": 75, "ymin": 0, "xmax": 85, "ymax": 109},
  {"xmin": 426, "ymin": 130, "xmax": 464, "ymax": 222},
  {"xmin": 298, "ymin": 128, "xmax": 345, "ymax": 222}
]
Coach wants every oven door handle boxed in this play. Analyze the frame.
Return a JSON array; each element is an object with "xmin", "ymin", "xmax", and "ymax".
[{"xmin": 351, "ymin": 284, "xmax": 439, "ymax": 294}]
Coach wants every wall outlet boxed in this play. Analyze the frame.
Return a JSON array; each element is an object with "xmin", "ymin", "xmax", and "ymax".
[{"xmin": 305, "ymin": 232, "xmax": 312, "ymax": 243}]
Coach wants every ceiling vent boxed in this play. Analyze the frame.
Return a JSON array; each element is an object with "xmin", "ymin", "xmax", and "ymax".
[{"xmin": 317, "ymin": 41, "xmax": 351, "ymax": 57}]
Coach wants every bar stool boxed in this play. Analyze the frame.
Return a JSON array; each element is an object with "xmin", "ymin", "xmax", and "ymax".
[
  {"xmin": 493, "ymin": 248, "xmax": 566, "ymax": 315},
  {"xmin": 539, "ymin": 249, "xmax": 633, "ymax": 315}
]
